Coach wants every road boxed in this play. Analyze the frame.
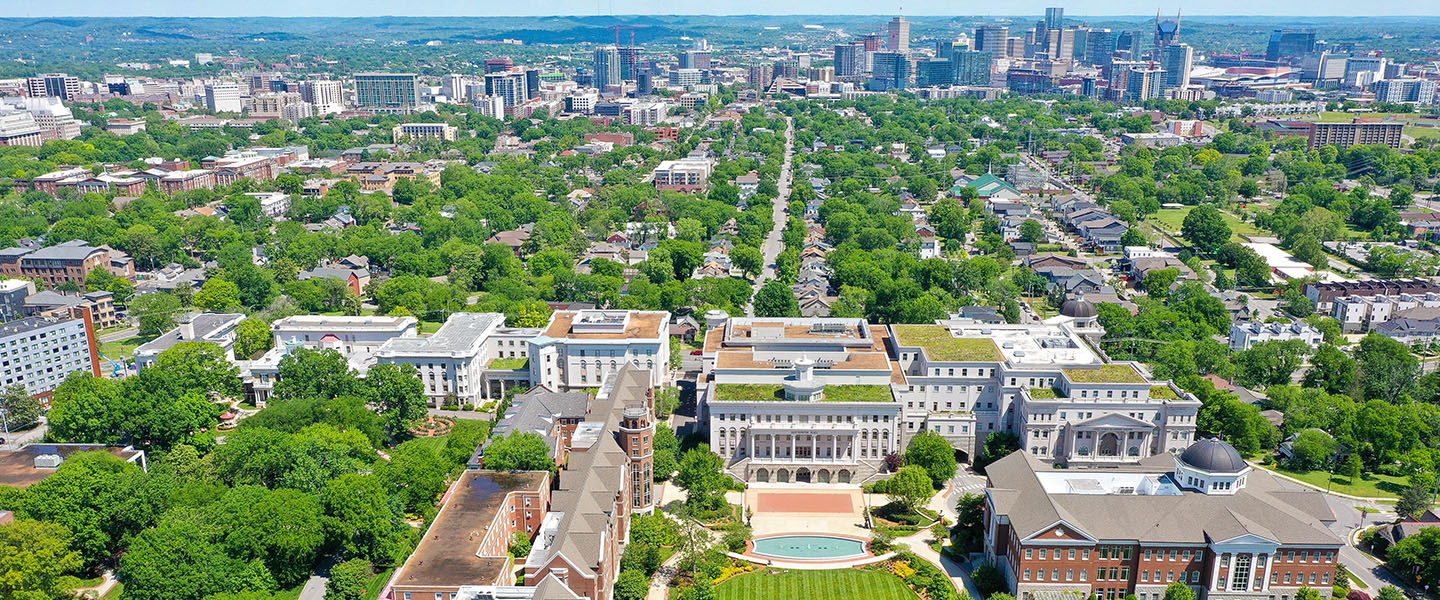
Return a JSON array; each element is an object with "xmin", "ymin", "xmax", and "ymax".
[
  {"xmin": 1267, "ymin": 469, "xmax": 1408, "ymax": 593},
  {"xmin": 746, "ymin": 116, "xmax": 795, "ymax": 317}
]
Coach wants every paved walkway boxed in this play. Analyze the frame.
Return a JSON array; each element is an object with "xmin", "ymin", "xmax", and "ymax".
[{"xmin": 895, "ymin": 531, "xmax": 984, "ymax": 600}]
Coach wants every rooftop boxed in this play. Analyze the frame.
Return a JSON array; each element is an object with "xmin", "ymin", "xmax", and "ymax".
[
  {"xmin": 891, "ymin": 324, "xmax": 1002, "ymax": 362},
  {"xmin": 713, "ymin": 383, "xmax": 895, "ymax": 402},
  {"xmin": 396, "ymin": 470, "xmax": 548, "ymax": 588},
  {"xmin": 377, "ymin": 312, "xmax": 504, "ymax": 358},
  {"xmin": 541, "ymin": 310, "xmax": 666, "ymax": 341},
  {"xmin": 1064, "ymin": 364, "xmax": 1147, "ymax": 384},
  {"xmin": 0, "ymin": 444, "xmax": 145, "ymax": 488}
]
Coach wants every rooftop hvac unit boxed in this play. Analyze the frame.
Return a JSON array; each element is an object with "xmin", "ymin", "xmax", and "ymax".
[{"xmin": 33, "ymin": 454, "xmax": 63, "ymax": 469}]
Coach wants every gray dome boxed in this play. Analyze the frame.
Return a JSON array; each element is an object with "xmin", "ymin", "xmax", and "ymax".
[
  {"xmin": 1179, "ymin": 438, "xmax": 1247, "ymax": 473},
  {"xmin": 1060, "ymin": 297, "xmax": 1097, "ymax": 319}
]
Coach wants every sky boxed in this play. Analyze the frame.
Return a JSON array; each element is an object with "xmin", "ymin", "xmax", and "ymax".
[{"xmin": 1, "ymin": 0, "xmax": 1432, "ymax": 17}]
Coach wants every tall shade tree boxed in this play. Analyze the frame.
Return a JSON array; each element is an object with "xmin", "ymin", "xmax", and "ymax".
[
  {"xmin": 363, "ymin": 362, "xmax": 429, "ymax": 439},
  {"xmin": 152, "ymin": 341, "xmax": 243, "ymax": 399},
  {"xmin": 0, "ymin": 519, "xmax": 83, "ymax": 600},
  {"xmin": 905, "ymin": 431, "xmax": 959, "ymax": 489}
]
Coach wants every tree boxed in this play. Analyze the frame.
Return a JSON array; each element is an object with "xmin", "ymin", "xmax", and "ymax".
[
  {"xmin": 131, "ymin": 292, "xmax": 182, "ymax": 335},
  {"xmin": 1182, "ymin": 205, "xmax": 1232, "ymax": 254},
  {"xmin": 325, "ymin": 559, "xmax": 373, "ymax": 600},
  {"xmin": 906, "ymin": 431, "xmax": 959, "ymax": 488},
  {"xmin": 321, "ymin": 474, "xmax": 409, "ymax": 566},
  {"xmin": 1396, "ymin": 481, "xmax": 1434, "ymax": 520},
  {"xmin": 1019, "ymin": 219, "xmax": 1044, "ymax": 244},
  {"xmin": 753, "ymin": 280, "xmax": 799, "ymax": 318},
  {"xmin": 886, "ymin": 465, "xmax": 934, "ymax": 512},
  {"xmin": 1142, "ymin": 268, "xmax": 1180, "ymax": 301},
  {"xmin": 364, "ymin": 363, "xmax": 427, "ymax": 440},
  {"xmin": 0, "ymin": 383, "xmax": 43, "ymax": 429},
  {"xmin": 273, "ymin": 349, "xmax": 359, "ymax": 401},
  {"xmin": 1341, "ymin": 454, "xmax": 1364, "ymax": 483},
  {"xmin": 732, "ymin": 246, "xmax": 764, "ymax": 279},
  {"xmin": 1286, "ymin": 429, "xmax": 1337, "ymax": 471},
  {"xmin": 152, "ymin": 341, "xmax": 243, "ymax": 399},
  {"xmin": 1356, "ymin": 334, "xmax": 1420, "ymax": 403},
  {"xmin": 1387, "ymin": 527, "xmax": 1440, "ymax": 589},
  {"xmin": 1121, "ymin": 228, "xmax": 1149, "ymax": 247},
  {"xmin": 482, "ymin": 433, "xmax": 553, "ymax": 471},
  {"xmin": 1376, "ymin": 588, "xmax": 1405, "ymax": 600},
  {"xmin": 1233, "ymin": 340, "xmax": 1310, "ymax": 389},
  {"xmin": 971, "ymin": 564, "xmax": 1007, "ymax": 597},
  {"xmin": 1163, "ymin": 582, "xmax": 1196, "ymax": 600},
  {"xmin": 675, "ymin": 445, "xmax": 728, "ymax": 513},
  {"xmin": 235, "ymin": 318, "xmax": 273, "ymax": 359},
  {"xmin": 195, "ymin": 277, "xmax": 243, "ymax": 312},
  {"xmin": 615, "ymin": 569, "xmax": 650, "ymax": 600},
  {"xmin": 0, "ymin": 519, "xmax": 83, "ymax": 600},
  {"xmin": 119, "ymin": 518, "xmax": 274, "ymax": 600},
  {"xmin": 1303, "ymin": 344, "xmax": 1356, "ymax": 395},
  {"xmin": 975, "ymin": 432, "xmax": 1021, "ymax": 472}
]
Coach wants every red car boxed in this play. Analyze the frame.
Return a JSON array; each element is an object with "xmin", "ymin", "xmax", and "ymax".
[{"xmin": 690, "ymin": 350, "xmax": 703, "ymax": 355}]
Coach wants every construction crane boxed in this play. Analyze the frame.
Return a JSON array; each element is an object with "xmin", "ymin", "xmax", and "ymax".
[{"xmin": 604, "ymin": 24, "xmax": 649, "ymax": 47}]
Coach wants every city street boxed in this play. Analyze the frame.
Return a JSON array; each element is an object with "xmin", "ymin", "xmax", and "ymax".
[{"xmin": 747, "ymin": 115, "xmax": 794, "ymax": 317}]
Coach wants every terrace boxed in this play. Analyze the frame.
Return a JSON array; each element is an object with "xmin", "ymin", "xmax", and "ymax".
[
  {"xmin": 890, "ymin": 325, "xmax": 1002, "ymax": 362},
  {"xmin": 1064, "ymin": 364, "xmax": 1146, "ymax": 384},
  {"xmin": 713, "ymin": 384, "xmax": 895, "ymax": 402}
]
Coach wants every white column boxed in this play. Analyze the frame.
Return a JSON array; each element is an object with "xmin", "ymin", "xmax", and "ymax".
[
  {"xmin": 810, "ymin": 435, "xmax": 816, "ymax": 461},
  {"xmin": 770, "ymin": 435, "xmax": 775, "ymax": 459},
  {"xmin": 1211, "ymin": 553, "xmax": 1223, "ymax": 592},
  {"xmin": 790, "ymin": 435, "xmax": 795, "ymax": 459},
  {"xmin": 832, "ymin": 435, "xmax": 838, "ymax": 461},
  {"xmin": 748, "ymin": 430, "xmax": 754, "ymax": 458},
  {"xmin": 1247, "ymin": 553, "xmax": 1258, "ymax": 591},
  {"xmin": 1260, "ymin": 553, "xmax": 1272, "ymax": 591}
]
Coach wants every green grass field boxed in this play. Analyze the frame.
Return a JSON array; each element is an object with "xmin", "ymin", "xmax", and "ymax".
[
  {"xmin": 98, "ymin": 334, "xmax": 154, "ymax": 361},
  {"xmin": 715, "ymin": 569, "xmax": 919, "ymax": 600},
  {"xmin": 1149, "ymin": 207, "xmax": 1263, "ymax": 241},
  {"xmin": 1261, "ymin": 465, "xmax": 1409, "ymax": 499}
]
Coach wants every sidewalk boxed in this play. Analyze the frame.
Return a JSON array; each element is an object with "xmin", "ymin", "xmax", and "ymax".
[{"xmin": 895, "ymin": 532, "xmax": 983, "ymax": 600}]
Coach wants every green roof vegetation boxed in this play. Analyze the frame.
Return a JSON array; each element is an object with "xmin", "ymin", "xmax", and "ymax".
[
  {"xmin": 1150, "ymin": 385, "xmax": 1179, "ymax": 400},
  {"xmin": 1064, "ymin": 365, "xmax": 1146, "ymax": 384},
  {"xmin": 713, "ymin": 384, "xmax": 894, "ymax": 402},
  {"xmin": 1029, "ymin": 387, "xmax": 1060, "ymax": 399},
  {"xmin": 891, "ymin": 325, "xmax": 1002, "ymax": 362},
  {"xmin": 488, "ymin": 357, "xmax": 530, "ymax": 370}
]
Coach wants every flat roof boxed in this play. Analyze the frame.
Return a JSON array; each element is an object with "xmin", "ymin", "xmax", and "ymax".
[
  {"xmin": 1064, "ymin": 364, "xmax": 1147, "ymax": 384},
  {"xmin": 891, "ymin": 324, "xmax": 1003, "ymax": 362},
  {"xmin": 542, "ymin": 310, "xmax": 666, "ymax": 341},
  {"xmin": 396, "ymin": 470, "xmax": 548, "ymax": 588},
  {"xmin": 0, "ymin": 444, "xmax": 143, "ymax": 488}
]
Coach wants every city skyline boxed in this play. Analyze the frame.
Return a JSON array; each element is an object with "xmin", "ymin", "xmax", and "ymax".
[{"xmin": 2, "ymin": 0, "xmax": 1437, "ymax": 17}]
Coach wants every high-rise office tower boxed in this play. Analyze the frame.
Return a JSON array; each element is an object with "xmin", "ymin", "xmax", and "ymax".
[
  {"xmin": 1044, "ymin": 7, "xmax": 1065, "ymax": 31},
  {"xmin": 593, "ymin": 46, "xmax": 622, "ymax": 90},
  {"xmin": 1052, "ymin": 28, "xmax": 1078, "ymax": 61},
  {"xmin": 952, "ymin": 50, "xmax": 993, "ymax": 86},
  {"xmin": 1087, "ymin": 29, "xmax": 1116, "ymax": 68},
  {"xmin": 917, "ymin": 59, "xmax": 954, "ymax": 87},
  {"xmin": 748, "ymin": 64, "xmax": 774, "ymax": 90},
  {"xmin": 484, "ymin": 71, "xmax": 527, "ymax": 113},
  {"xmin": 1155, "ymin": 12, "xmax": 1181, "ymax": 53},
  {"xmin": 484, "ymin": 58, "xmax": 513, "ymax": 74},
  {"xmin": 679, "ymin": 50, "xmax": 712, "ymax": 70},
  {"xmin": 888, "ymin": 17, "xmax": 911, "ymax": 53},
  {"xmin": 525, "ymin": 69, "xmax": 541, "ymax": 100},
  {"xmin": 1160, "ymin": 43, "xmax": 1193, "ymax": 90},
  {"xmin": 835, "ymin": 43, "xmax": 865, "ymax": 78},
  {"xmin": 869, "ymin": 51, "xmax": 910, "ymax": 90},
  {"xmin": 1126, "ymin": 65, "xmax": 1165, "ymax": 101},
  {"xmin": 27, "ymin": 73, "xmax": 80, "ymax": 101},
  {"xmin": 441, "ymin": 74, "xmax": 469, "ymax": 101},
  {"xmin": 1265, "ymin": 30, "xmax": 1317, "ymax": 62},
  {"xmin": 1116, "ymin": 30, "xmax": 1139, "ymax": 56},
  {"xmin": 618, "ymin": 47, "xmax": 642, "ymax": 80},
  {"xmin": 354, "ymin": 73, "xmax": 420, "ymax": 111},
  {"xmin": 203, "ymin": 82, "xmax": 243, "ymax": 113},
  {"xmin": 936, "ymin": 41, "xmax": 955, "ymax": 60},
  {"xmin": 975, "ymin": 26, "xmax": 1010, "ymax": 59},
  {"xmin": 299, "ymin": 80, "xmax": 344, "ymax": 114}
]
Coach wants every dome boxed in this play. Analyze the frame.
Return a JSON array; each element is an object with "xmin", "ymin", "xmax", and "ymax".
[
  {"xmin": 1179, "ymin": 438, "xmax": 1247, "ymax": 473},
  {"xmin": 1060, "ymin": 297, "xmax": 1097, "ymax": 319}
]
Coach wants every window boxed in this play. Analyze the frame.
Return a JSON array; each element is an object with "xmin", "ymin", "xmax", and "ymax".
[
  {"xmin": 1037, "ymin": 570, "xmax": 1046, "ymax": 582},
  {"xmin": 1083, "ymin": 549, "xmax": 1091, "ymax": 560},
  {"xmin": 1023, "ymin": 570, "xmax": 1031, "ymax": 581},
  {"xmin": 1069, "ymin": 549, "xmax": 1076, "ymax": 560},
  {"xmin": 1142, "ymin": 571, "xmax": 1150, "ymax": 583},
  {"xmin": 1026, "ymin": 548, "xmax": 1033, "ymax": 560},
  {"xmin": 1145, "ymin": 549, "xmax": 1153, "ymax": 561},
  {"xmin": 1040, "ymin": 549, "xmax": 1048, "ymax": 560},
  {"xmin": 1053, "ymin": 570, "xmax": 1060, "ymax": 582},
  {"xmin": 1080, "ymin": 570, "xmax": 1089, "ymax": 582}
]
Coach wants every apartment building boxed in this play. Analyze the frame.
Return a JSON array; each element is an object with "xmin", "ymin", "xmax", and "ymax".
[
  {"xmin": 699, "ymin": 299, "xmax": 1201, "ymax": 483},
  {"xmin": 1304, "ymin": 278, "xmax": 1440, "ymax": 313},
  {"xmin": 1332, "ymin": 292, "xmax": 1440, "ymax": 332},
  {"xmin": 984, "ymin": 439, "xmax": 1343, "ymax": 600},
  {"xmin": 1307, "ymin": 121, "xmax": 1404, "ymax": 150},
  {"xmin": 651, "ymin": 157, "xmax": 714, "ymax": 192},
  {"xmin": 393, "ymin": 364, "xmax": 656, "ymax": 600},
  {"xmin": 0, "ymin": 315, "xmax": 99, "ymax": 399},
  {"xmin": 0, "ymin": 240, "xmax": 134, "ymax": 288},
  {"xmin": 1228, "ymin": 321, "xmax": 1325, "ymax": 350},
  {"xmin": 23, "ymin": 290, "xmax": 120, "ymax": 330}
]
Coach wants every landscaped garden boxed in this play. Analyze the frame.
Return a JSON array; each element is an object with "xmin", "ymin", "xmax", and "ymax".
[
  {"xmin": 715, "ymin": 568, "xmax": 919, "ymax": 600},
  {"xmin": 890, "ymin": 325, "xmax": 1002, "ymax": 361}
]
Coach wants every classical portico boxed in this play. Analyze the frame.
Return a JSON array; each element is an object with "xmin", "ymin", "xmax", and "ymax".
[{"xmin": 1062, "ymin": 413, "xmax": 1157, "ymax": 463}]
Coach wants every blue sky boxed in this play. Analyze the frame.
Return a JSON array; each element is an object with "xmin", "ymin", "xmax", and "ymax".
[{"xmin": 2, "ymin": 0, "xmax": 1430, "ymax": 17}]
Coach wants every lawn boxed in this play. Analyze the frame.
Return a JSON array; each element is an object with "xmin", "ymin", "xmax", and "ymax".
[
  {"xmin": 890, "ymin": 325, "xmax": 1001, "ymax": 362},
  {"xmin": 713, "ymin": 384, "xmax": 894, "ymax": 402},
  {"xmin": 98, "ymin": 334, "xmax": 154, "ymax": 361},
  {"xmin": 1149, "ymin": 207, "xmax": 1262, "ymax": 241},
  {"xmin": 1064, "ymin": 365, "xmax": 1146, "ymax": 384},
  {"xmin": 362, "ymin": 568, "xmax": 396, "ymax": 600},
  {"xmin": 1262, "ymin": 464, "xmax": 1410, "ymax": 499},
  {"xmin": 715, "ymin": 568, "xmax": 919, "ymax": 600},
  {"xmin": 419, "ymin": 320, "xmax": 443, "ymax": 334}
]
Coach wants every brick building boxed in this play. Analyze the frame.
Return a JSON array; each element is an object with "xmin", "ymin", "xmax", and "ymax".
[
  {"xmin": 984, "ymin": 439, "xmax": 1343, "ymax": 600},
  {"xmin": 0, "ymin": 240, "xmax": 134, "ymax": 288}
]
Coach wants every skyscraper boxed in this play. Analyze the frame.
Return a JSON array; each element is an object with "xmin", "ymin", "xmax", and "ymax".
[
  {"xmin": 917, "ymin": 59, "xmax": 953, "ymax": 87},
  {"xmin": 1160, "ymin": 43, "xmax": 1194, "ymax": 90},
  {"xmin": 1126, "ymin": 65, "xmax": 1166, "ymax": 101},
  {"xmin": 861, "ymin": 33, "xmax": 883, "ymax": 52},
  {"xmin": 484, "ymin": 71, "xmax": 528, "ymax": 113},
  {"xmin": 299, "ymin": 80, "xmax": 343, "ymax": 114},
  {"xmin": 593, "ymin": 46, "xmax": 622, "ymax": 90},
  {"xmin": 204, "ymin": 82, "xmax": 243, "ymax": 113},
  {"xmin": 888, "ymin": 17, "xmax": 911, "ymax": 54},
  {"xmin": 1155, "ymin": 12, "xmax": 1181, "ymax": 53},
  {"xmin": 834, "ymin": 43, "xmax": 865, "ymax": 78},
  {"xmin": 679, "ymin": 50, "xmax": 711, "ymax": 70},
  {"xmin": 1265, "ymin": 30, "xmax": 1317, "ymax": 62},
  {"xmin": 975, "ymin": 26, "xmax": 1010, "ymax": 59},
  {"xmin": 869, "ymin": 51, "xmax": 910, "ymax": 90},
  {"xmin": 1044, "ymin": 7, "xmax": 1064, "ymax": 31},
  {"xmin": 1087, "ymin": 29, "xmax": 1116, "ymax": 68},
  {"xmin": 748, "ymin": 64, "xmax": 775, "ymax": 90},
  {"xmin": 484, "ymin": 58, "xmax": 513, "ymax": 74},
  {"xmin": 618, "ymin": 46, "xmax": 642, "ymax": 81},
  {"xmin": 953, "ymin": 50, "xmax": 993, "ymax": 86},
  {"xmin": 27, "ymin": 73, "xmax": 80, "ymax": 101},
  {"xmin": 354, "ymin": 72, "xmax": 420, "ymax": 112}
]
